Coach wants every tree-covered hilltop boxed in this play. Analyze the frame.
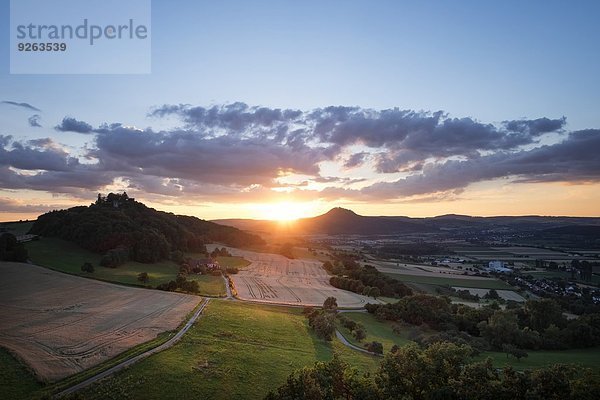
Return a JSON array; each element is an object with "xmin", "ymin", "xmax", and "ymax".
[{"xmin": 29, "ymin": 192, "xmax": 264, "ymax": 264}]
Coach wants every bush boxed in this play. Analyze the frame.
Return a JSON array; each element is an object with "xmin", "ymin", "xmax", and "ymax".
[
  {"xmin": 367, "ymin": 341, "xmax": 383, "ymax": 354},
  {"xmin": 81, "ymin": 262, "xmax": 94, "ymax": 273},
  {"xmin": 137, "ymin": 272, "xmax": 149, "ymax": 283}
]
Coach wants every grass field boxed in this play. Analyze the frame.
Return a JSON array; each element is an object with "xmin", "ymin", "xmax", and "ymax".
[
  {"xmin": 339, "ymin": 312, "xmax": 413, "ymax": 353},
  {"xmin": 478, "ymin": 347, "xmax": 600, "ymax": 370},
  {"xmin": 77, "ymin": 301, "xmax": 380, "ymax": 400},
  {"xmin": 0, "ymin": 348, "xmax": 42, "ymax": 400},
  {"xmin": 216, "ymin": 255, "xmax": 251, "ymax": 269},
  {"xmin": 25, "ymin": 238, "xmax": 225, "ymax": 296},
  {"xmin": 384, "ymin": 272, "xmax": 514, "ymax": 289}
]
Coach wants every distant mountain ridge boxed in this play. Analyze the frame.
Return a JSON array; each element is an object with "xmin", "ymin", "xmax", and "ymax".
[{"xmin": 213, "ymin": 207, "xmax": 600, "ymax": 236}]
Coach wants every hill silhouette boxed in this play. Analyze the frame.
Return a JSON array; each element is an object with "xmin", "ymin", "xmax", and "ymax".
[
  {"xmin": 30, "ymin": 193, "xmax": 264, "ymax": 264},
  {"xmin": 294, "ymin": 207, "xmax": 433, "ymax": 235}
]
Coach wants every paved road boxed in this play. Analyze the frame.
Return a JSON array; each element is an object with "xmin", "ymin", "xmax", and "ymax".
[
  {"xmin": 335, "ymin": 330, "xmax": 383, "ymax": 357},
  {"xmin": 56, "ymin": 298, "xmax": 210, "ymax": 398}
]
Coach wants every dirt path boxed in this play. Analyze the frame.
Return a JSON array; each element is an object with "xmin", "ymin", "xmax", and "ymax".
[
  {"xmin": 222, "ymin": 275, "xmax": 233, "ymax": 299},
  {"xmin": 335, "ymin": 330, "xmax": 382, "ymax": 357},
  {"xmin": 56, "ymin": 298, "xmax": 210, "ymax": 397}
]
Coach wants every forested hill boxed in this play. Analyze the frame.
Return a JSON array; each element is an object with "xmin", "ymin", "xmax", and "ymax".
[{"xmin": 29, "ymin": 193, "xmax": 264, "ymax": 264}]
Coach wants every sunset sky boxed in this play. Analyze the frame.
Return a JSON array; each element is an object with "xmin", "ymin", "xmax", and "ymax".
[{"xmin": 1, "ymin": 0, "xmax": 599, "ymax": 221}]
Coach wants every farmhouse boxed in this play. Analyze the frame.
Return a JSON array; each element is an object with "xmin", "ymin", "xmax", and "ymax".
[{"xmin": 192, "ymin": 258, "xmax": 220, "ymax": 272}]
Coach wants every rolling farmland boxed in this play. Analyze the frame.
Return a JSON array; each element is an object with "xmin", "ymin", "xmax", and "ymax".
[
  {"xmin": 207, "ymin": 245, "xmax": 374, "ymax": 307},
  {"xmin": 0, "ymin": 262, "xmax": 200, "ymax": 382}
]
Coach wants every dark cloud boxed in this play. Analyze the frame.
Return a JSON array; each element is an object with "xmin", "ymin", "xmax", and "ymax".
[
  {"xmin": 0, "ymin": 197, "xmax": 68, "ymax": 214},
  {"xmin": 149, "ymin": 102, "xmax": 303, "ymax": 138},
  {"xmin": 55, "ymin": 117, "xmax": 94, "ymax": 133},
  {"xmin": 90, "ymin": 124, "xmax": 329, "ymax": 186},
  {"xmin": 1, "ymin": 101, "xmax": 41, "ymax": 112},
  {"xmin": 312, "ymin": 176, "xmax": 367, "ymax": 185},
  {"xmin": 0, "ymin": 104, "xmax": 595, "ymax": 205},
  {"xmin": 28, "ymin": 114, "xmax": 42, "ymax": 127},
  {"xmin": 0, "ymin": 136, "xmax": 76, "ymax": 172},
  {"xmin": 504, "ymin": 117, "xmax": 566, "ymax": 136},
  {"xmin": 344, "ymin": 152, "xmax": 369, "ymax": 168},
  {"xmin": 357, "ymin": 129, "xmax": 600, "ymax": 199}
]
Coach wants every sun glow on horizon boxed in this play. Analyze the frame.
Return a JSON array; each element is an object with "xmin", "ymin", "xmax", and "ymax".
[{"xmin": 252, "ymin": 201, "xmax": 317, "ymax": 221}]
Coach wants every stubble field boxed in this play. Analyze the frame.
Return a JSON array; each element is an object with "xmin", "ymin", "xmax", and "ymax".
[
  {"xmin": 207, "ymin": 245, "xmax": 374, "ymax": 307},
  {"xmin": 0, "ymin": 262, "xmax": 200, "ymax": 382}
]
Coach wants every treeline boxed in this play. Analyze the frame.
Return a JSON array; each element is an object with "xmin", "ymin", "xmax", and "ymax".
[
  {"xmin": 324, "ymin": 260, "xmax": 412, "ymax": 298},
  {"xmin": 366, "ymin": 295, "xmax": 600, "ymax": 353},
  {"xmin": 0, "ymin": 233, "xmax": 28, "ymax": 262},
  {"xmin": 29, "ymin": 193, "xmax": 264, "ymax": 264},
  {"xmin": 266, "ymin": 342, "xmax": 600, "ymax": 400}
]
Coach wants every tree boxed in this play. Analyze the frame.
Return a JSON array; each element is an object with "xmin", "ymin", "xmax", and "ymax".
[
  {"xmin": 525, "ymin": 299, "xmax": 565, "ymax": 332},
  {"xmin": 323, "ymin": 296, "xmax": 338, "ymax": 311},
  {"xmin": 484, "ymin": 289, "xmax": 500, "ymax": 300},
  {"xmin": 369, "ymin": 287, "xmax": 381, "ymax": 299},
  {"xmin": 0, "ymin": 233, "xmax": 28, "ymax": 262},
  {"xmin": 137, "ymin": 272, "xmax": 149, "ymax": 283},
  {"xmin": 502, "ymin": 343, "xmax": 528, "ymax": 361},
  {"xmin": 307, "ymin": 310, "xmax": 336, "ymax": 341},
  {"xmin": 478, "ymin": 311, "xmax": 520, "ymax": 349},
  {"xmin": 353, "ymin": 328, "xmax": 367, "ymax": 342},
  {"xmin": 81, "ymin": 262, "xmax": 94, "ymax": 273},
  {"xmin": 367, "ymin": 341, "xmax": 383, "ymax": 354}
]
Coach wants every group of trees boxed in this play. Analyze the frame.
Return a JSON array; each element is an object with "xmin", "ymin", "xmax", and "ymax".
[
  {"xmin": 156, "ymin": 275, "xmax": 200, "ymax": 293},
  {"xmin": 323, "ymin": 260, "xmax": 412, "ymax": 298},
  {"xmin": 210, "ymin": 247, "xmax": 231, "ymax": 258},
  {"xmin": 266, "ymin": 342, "xmax": 600, "ymax": 400},
  {"xmin": 29, "ymin": 192, "xmax": 264, "ymax": 265},
  {"xmin": 0, "ymin": 233, "xmax": 28, "ymax": 262},
  {"xmin": 366, "ymin": 295, "xmax": 600, "ymax": 355},
  {"xmin": 337, "ymin": 314, "xmax": 367, "ymax": 342}
]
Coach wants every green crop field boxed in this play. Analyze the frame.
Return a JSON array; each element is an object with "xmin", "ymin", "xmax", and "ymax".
[
  {"xmin": 24, "ymin": 237, "xmax": 225, "ymax": 296},
  {"xmin": 384, "ymin": 272, "xmax": 514, "ymax": 289},
  {"xmin": 77, "ymin": 301, "xmax": 380, "ymax": 400}
]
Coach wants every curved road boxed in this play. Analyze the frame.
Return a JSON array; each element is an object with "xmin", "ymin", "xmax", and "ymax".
[
  {"xmin": 56, "ymin": 298, "xmax": 210, "ymax": 398},
  {"xmin": 335, "ymin": 329, "xmax": 383, "ymax": 357}
]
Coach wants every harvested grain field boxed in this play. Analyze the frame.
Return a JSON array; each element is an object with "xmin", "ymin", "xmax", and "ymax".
[
  {"xmin": 0, "ymin": 262, "xmax": 200, "ymax": 382},
  {"xmin": 207, "ymin": 245, "xmax": 374, "ymax": 308}
]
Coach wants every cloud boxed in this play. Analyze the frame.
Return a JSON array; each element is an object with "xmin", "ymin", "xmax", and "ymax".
[
  {"xmin": 344, "ymin": 152, "xmax": 369, "ymax": 168},
  {"xmin": 55, "ymin": 117, "xmax": 94, "ymax": 133},
  {"xmin": 1, "ymin": 101, "xmax": 41, "ymax": 112},
  {"xmin": 0, "ymin": 197, "xmax": 70, "ymax": 214},
  {"xmin": 356, "ymin": 129, "xmax": 600, "ymax": 199},
  {"xmin": 90, "ymin": 121, "xmax": 333, "ymax": 187},
  {"xmin": 503, "ymin": 117, "xmax": 566, "ymax": 136},
  {"xmin": 28, "ymin": 114, "xmax": 42, "ymax": 128},
  {"xmin": 0, "ymin": 104, "xmax": 596, "ymax": 206}
]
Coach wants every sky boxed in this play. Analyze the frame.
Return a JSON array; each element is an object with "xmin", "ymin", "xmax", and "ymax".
[{"xmin": 1, "ymin": 0, "xmax": 599, "ymax": 221}]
